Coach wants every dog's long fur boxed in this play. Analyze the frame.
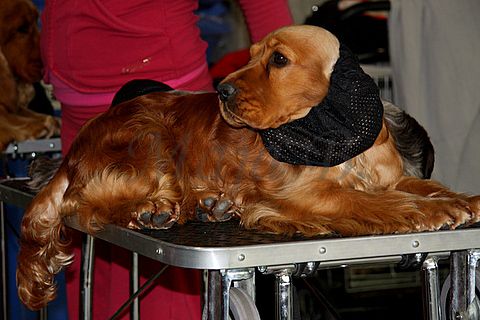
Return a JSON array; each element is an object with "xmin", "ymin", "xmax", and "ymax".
[
  {"xmin": 0, "ymin": 0, "xmax": 60, "ymax": 150},
  {"xmin": 17, "ymin": 25, "xmax": 480, "ymax": 310}
]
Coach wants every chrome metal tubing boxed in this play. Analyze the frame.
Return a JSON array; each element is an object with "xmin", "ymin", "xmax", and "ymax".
[
  {"xmin": 206, "ymin": 270, "xmax": 223, "ymax": 320},
  {"xmin": 274, "ymin": 268, "xmax": 294, "ymax": 320},
  {"xmin": 450, "ymin": 250, "xmax": 480, "ymax": 319},
  {"xmin": 131, "ymin": 252, "xmax": 139, "ymax": 320},
  {"xmin": 422, "ymin": 256, "xmax": 441, "ymax": 320},
  {"xmin": 1, "ymin": 202, "xmax": 7, "ymax": 320},
  {"xmin": 80, "ymin": 234, "xmax": 95, "ymax": 320}
]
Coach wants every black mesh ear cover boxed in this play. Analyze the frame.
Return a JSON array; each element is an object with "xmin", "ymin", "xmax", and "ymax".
[
  {"xmin": 259, "ymin": 44, "xmax": 384, "ymax": 167},
  {"xmin": 111, "ymin": 79, "xmax": 174, "ymax": 106}
]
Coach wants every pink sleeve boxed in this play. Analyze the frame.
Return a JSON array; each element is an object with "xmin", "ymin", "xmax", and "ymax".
[{"xmin": 237, "ymin": 0, "xmax": 294, "ymax": 43}]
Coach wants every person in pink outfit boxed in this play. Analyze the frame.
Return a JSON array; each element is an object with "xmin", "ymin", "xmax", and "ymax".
[{"xmin": 40, "ymin": 0, "xmax": 293, "ymax": 318}]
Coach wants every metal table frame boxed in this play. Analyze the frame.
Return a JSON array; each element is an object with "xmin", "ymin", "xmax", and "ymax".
[
  {"xmin": 2, "ymin": 138, "xmax": 61, "ymax": 156},
  {"xmin": 1, "ymin": 178, "xmax": 480, "ymax": 320},
  {"xmin": 1, "ymin": 139, "xmax": 61, "ymax": 320}
]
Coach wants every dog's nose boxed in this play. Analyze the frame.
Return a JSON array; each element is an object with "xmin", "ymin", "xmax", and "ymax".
[{"xmin": 217, "ymin": 83, "xmax": 237, "ymax": 102}]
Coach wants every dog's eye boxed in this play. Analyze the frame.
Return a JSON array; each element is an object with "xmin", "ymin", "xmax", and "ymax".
[
  {"xmin": 17, "ymin": 23, "xmax": 30, "ymax": 34},
  {"xmin": 269, "ymin": 51, "xmax": 289, "ymax": 68}
]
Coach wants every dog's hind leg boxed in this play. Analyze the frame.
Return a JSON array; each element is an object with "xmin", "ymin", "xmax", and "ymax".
[{"xmin": 72, "ymin": 162, "xmax": 184, "ymax": 232}]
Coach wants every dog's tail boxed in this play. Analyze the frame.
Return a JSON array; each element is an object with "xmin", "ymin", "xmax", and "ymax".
[
  {"xmin": 17, "ymin": 165, "xmax": 73, "ymax": 310},
  {"xmin": 383, "ymin": 101, "xmax": 435, "ymax": 179}
]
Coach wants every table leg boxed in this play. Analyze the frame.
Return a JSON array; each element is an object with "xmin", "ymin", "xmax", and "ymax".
[
  {"xmin": 274, "ymin": 268, "xmax": 294, "ymax": 320},
  {"xmin": 450, "ymin": 250, "xmax": 480, "ymax": 319},
  {"xmin": 259, "ymin": 265, "xmax": 296, "ymax": 320},
  {"xmin": 422, "ymin": 256, "xmax": 441, "ymax": 320},
  {"xmin": 1, "ymin": 201, "xmax": 7, "ymax": 320},
  {"xmin": 131, "ymin": 252, "xmax": 139, "ymax": 320},
  {"xmin": 205, "ymin": 270, "xmax": 223, "ymax": 320},
  {"xmin": 80, "ymin": 234, "xmax": 95, "ymax": 320}
]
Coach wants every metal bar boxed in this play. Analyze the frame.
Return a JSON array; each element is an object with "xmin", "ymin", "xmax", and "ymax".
[
  {"xmin": 274, "ymin": 268, "xmax": 294, "ymax": 320},
  {"xmin": 421, "ymin": 256, "xmax": 441, "ymax": 320},
  {"xmin": 2, "ymin": 138, "xmax": 61, "ymax": 155},
  {"xmin": 450, "ymin": 251, "xmax": 468, "ymax": 319},
  {"xmin": 466, "ymin": 249, "xmax": 480, "ymax": 320},
  {"xmin": 39, "ymin": 307, "xmax": 48, "ymax": 320},
  {"xmin": 449, "ymin": 250, "xmax": 480, "ymax": 319},
  {"xmin": 220, "ymin": 271, "xmax": 232, "ymax": 320},
  {"xmin": 131, "ymin": 252, "xmax": 139, "ymax": 320},
  {"xmin": 206, "ymin": 270, "xmax": 223, "ymax": 320},
  {"xmin": 1, "ymin": 202, "xmax": 7, "ymax": 320},
  {"xmin": 80, "ymin": 235, "xmax": 95, "ymax": 320},
  {"xmin": 111, "ymin": 265, "xmax": 167, "ymax": 320}
]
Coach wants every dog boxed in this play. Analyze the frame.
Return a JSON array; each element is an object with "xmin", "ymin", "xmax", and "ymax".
[
  {"xmin": 0, "ymin": 0, "xmax": 60, "ymax": 151},
  {"xmin": 17, "ymin": 25, "xmax": 480, "ymax": 310}
]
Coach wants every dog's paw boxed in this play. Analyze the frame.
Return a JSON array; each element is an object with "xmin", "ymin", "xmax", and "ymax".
[
  {"xmin": 37, "ymin": 116, "xmax": 61, "ymax": 139},
  {"xmin": 128, "ymin": 200, "xmax": 180, "ymax": 229},
  {"xmin": 465, "ymin": 195, "xmax": 480, "ymax": 224},
  {"xmin": 196, "ymin": 194, "xmax": 239, "ymax": 222},
  {"xmin": 21, "ymin": 115, "xmax": 61, "ymax": 141},
  {"xmin": 46, "ymin": 116, "xmax": 61, "ymax": 137},
  {"xmin": 415, "ymin": 197, "xmax": 473, "ymax": 231}
]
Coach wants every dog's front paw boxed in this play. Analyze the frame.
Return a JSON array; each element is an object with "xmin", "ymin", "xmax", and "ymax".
[
  {"xmin": 38, "ymin": 116, "xmax": 61, "ymax": 139},
  {"xmin": 465, "ymin": 195, "xmax": 480, "ymax": 224},
  {"xmin": 23, "ymin": 115, "xmax": 61, "ymax": 141},
  {"xmin": 416, "ymin": 197, "xmax": 473, "ymax": 231},
  {"xmin": 128, "ymin": 200, "xmax": 180, "ymax": 229},
  {"xmin": 196, "ymin": 194, "xmax": 239, "ymax": 222}
]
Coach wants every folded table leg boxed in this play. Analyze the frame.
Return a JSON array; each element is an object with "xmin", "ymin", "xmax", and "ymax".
[{"xmin": 450, "ymin": 250, "xmax": 480, "ymax": 319}]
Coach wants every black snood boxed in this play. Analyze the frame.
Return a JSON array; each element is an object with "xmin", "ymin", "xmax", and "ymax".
[{"xmin": 259, "ymin": 44, "xmax": 383, "ymax": 167}]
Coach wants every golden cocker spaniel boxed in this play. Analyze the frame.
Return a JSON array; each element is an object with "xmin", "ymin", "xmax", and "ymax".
[
  {"xmin": 0, "ymin": 0, "xmax": 60, "ymax": 151},
  {"xmin": 17, "ymin": 25, "xmax": 480, "ymax": 310}
]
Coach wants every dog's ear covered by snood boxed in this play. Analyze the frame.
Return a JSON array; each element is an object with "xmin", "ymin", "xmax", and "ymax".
[
  {"xmin": 260, "ymin": 43, "xmax": 384, "ymax": 167},
  {"xmin": 111, "ymin": 79, "xmax": 174, "ymax": 106}
]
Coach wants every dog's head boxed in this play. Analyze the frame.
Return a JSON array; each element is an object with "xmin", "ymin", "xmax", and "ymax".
[
  {"xmin": 0, "ymin": 0, "xmax": 42, "ymax": 83},
  {"xmin": 218, "ymin": 25, "xmax": 340, "ymax": 129}
]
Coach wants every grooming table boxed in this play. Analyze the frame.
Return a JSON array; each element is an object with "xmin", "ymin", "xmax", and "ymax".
[{"xmin": 1, "ymin": 178, "xmax": 480, "ymax": 320}]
